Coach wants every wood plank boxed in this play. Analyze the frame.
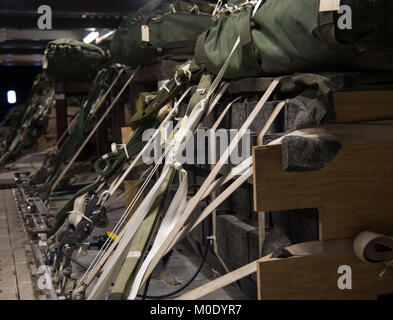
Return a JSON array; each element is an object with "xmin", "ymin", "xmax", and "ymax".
[
  {"xmin": 179, "ymin": 239, "xmax": 365, "ymax": 300},
  {"xmin": 121, "ymin": 127, "xmax": 132, "ymax": 144},
  {"xmin": 333, "ymin": 90, "xmax": 393, "ymax": 123},
  {"xmin": 253, "ymin": 133, "xmax": 393, "ymax": 240},
  {"xmin": 258, "ymin": 253, "xmax": 393, "ymax": 300}
]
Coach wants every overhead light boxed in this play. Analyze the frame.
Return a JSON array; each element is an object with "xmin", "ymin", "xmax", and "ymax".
[
  {"xmin": 7, "ymin": 90, "xmax": 17, "ymax": 104},
  {"xmin": 96, "ymin": 30, "xmax": 115, "ymax": 44},
  {"xmin": 83, "ymin": 30, "xmax": 99, "ymax": 44}
]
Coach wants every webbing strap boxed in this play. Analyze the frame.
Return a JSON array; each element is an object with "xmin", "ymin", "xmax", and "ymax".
[
  {"xmin": 239, "ymin": 7, "xmax": 253, "ymax": 46},
  {"xmin": 128, "ymin": 166, "xmax": 188, "ymax": 299},
  {"xmin": 74, "ymin": 87, "xmax": 191, "ymax": 295},
  {"xmin": 139, "ymin": 77, "xmax": 281, "ymax": 289},
  {"xmin": 107, "ymin": 87, "xmax": 192, "ymax": 198},
  {"xmin": 88, "ymin": 166, "xmax": 174, "ymax": 300},
  {"xmin": 86, "ymin": 79, "xmax": 228, "ymax": 299},
  {"xmin": 175, "ymin": 239, "xmax": 354, "ymax": 300},
  {"xmin": 90, "ymin": 0, "xmax": 267, "ymax": 298},
  {"xmin": 194, "ymin": 30, "xmax": 208, "ymax": 68}
]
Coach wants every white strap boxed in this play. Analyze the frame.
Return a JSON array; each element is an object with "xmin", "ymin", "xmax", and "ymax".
[
  {"xmin": 176, "ymin": 260, "xmax": 257, "ymax": 300},
  {"xmin": 88, "ymin": 0, "xmax": 270, "ymax": 295},
  {"xmin": 175, "ymin": 238, "xmax": 352, "ymax": 300},
  {"xmin": 88, "ymin": 81, "xmax": 229, "ymax": 298},
  {"xmin": 111, "ymin": 143, "xmax": 130, "ymax": 159},
  {"xmin": 128, "ymin": 166, "xmax": 188, "ymax": 299},
  {"xmin": 74, "ymin": 112, "xmax": 184, "ymax": 295},
  {"xmin": 88, "ymin": 166, "xmax": 174, "ymax": 300},
  {"xmin": 169, "ymin": 166, "xmax": 252, "ymax": 252},
  {"xmin": 108, "ymin": 87, "xmax": 192, "ymax": 197},
  {"xmin": 140, "ymin": 78, "xmax": 281, "ymax": 286}
]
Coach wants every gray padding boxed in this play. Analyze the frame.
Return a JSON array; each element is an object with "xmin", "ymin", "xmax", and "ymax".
[{"xmin": 281, "ymin": 136, "xmax": 342, "ymax": 172}]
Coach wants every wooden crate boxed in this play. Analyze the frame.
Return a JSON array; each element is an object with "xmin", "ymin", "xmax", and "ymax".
[
  {"xmin": 253, "ymin": 125, "xmax": 393, "ymax": 240},
  {"xmin": 253, "ymin": 90, "xmax": 393, "ymax": 299},
  {"xmin": 257, "ymin": 242, "xmax": 393, "ymax": 300},
  {"xmin": 332, "ymin": 90, "xmax": 393, "ymax": 123}
]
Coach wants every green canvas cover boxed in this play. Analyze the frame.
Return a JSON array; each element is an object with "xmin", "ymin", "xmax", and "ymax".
[
  {"xmin": 43, "ymin": 39, "xmax": 107, "ymax": 80},
  {"xmin": 110, "ymin": 0, "xmax": 214, "ymax": 67},
  {"xmin": 196, "ymin": 0, "xmax": 393, "ymax": 79}
]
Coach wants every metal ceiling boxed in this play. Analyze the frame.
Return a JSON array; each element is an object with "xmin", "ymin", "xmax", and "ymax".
[{"xmin": 0, "ymin": 0, "xmax": 150, "ymax": 66}]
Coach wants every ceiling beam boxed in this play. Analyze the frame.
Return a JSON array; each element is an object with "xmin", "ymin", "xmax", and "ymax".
[
  {"xmin": 0, "ymin": 39, "xmax": 48, "ymax": 49},
  {"xmin": 0, "ymin": 12, "xmax": 125, "ymax": 29},
  {"xmin": 0, "ymin": 54, "xmax": 43, "ymax": 65},
  {"xmin": 0, "ymin": 47, "xmax": 43, "ymax": 55},
  {"xmin": 0, "ymin": 0, "xmax": 147, "ymax": 13},
  {"xmin": 4, "ymin": 29, "xmax": 91, "ymax": 41}
]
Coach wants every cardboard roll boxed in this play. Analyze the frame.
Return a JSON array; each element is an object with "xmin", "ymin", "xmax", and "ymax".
[{"xmin": 354, "ymin": 231, "xmax": 393, "ymax": 263}]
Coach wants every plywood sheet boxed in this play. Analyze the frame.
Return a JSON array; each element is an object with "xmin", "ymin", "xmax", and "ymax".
[
  {"xmin": 333, "ymin": 90, "xmax": 393, "ymax": 123},
  {"xmin": 258, "ymin": 253, "xmax": 393, "ymax": 300},
  {"xmin": 253, "ymin": 138, "xmax": 393, "ymax": 240},
  {"xmin": 121, "ymin": 127, "xmax": 133, "ymax": 144}
]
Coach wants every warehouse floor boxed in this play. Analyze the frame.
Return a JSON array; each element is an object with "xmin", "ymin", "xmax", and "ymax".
[{"xmin": 0, "ymin": 149, "xmax": 248, "ymax": 300}]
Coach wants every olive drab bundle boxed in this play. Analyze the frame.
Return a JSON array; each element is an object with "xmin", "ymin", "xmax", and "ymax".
[
  {"xmin": 195, "ymin": 0, "xmax": 393, "ymax": 79},
  {"xmin": 110, "ymin": 0, "xmax": 215, "ymax": 67},
  {"xmin": 43, "ymin": 38, "xmax": 107, "ymax": 80}
]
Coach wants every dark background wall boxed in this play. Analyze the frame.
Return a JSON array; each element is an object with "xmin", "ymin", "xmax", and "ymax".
[{"xmin": 0, "ymin": 66, "xmax": 41, "ymax": 121}]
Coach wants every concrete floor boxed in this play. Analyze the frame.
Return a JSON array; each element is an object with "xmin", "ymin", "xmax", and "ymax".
[
  {"xmin": 0, "ymin": 150, "xmax": 249, "ymax": 300},
  {"xmin": 0, "ymin": 188, "xmax": 35, "ymax": 300}
]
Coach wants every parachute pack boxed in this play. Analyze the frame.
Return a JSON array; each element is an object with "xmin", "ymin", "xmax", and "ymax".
[
  {"xmin": 110, "ymin": 0, "xmax": 214, "ymax": 67},
  {"xmin": 43, "ymin": 38, "xmax": 107, "ymax": 80},
  {"xmin": 195, "ymin": 0, "xmax": 393, "ymax": 79}
]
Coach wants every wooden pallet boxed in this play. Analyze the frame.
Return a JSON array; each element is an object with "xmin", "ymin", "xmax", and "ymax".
[{"xmin": 253, "ymin": 90, "xmax": 393, "ymax": 299}]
